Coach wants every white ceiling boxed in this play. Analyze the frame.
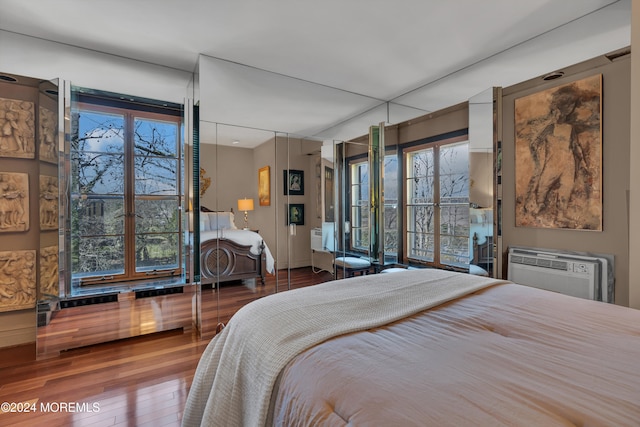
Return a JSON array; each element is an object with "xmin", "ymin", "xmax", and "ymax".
[{"xmin": 0, "ymin": 0, "xmax": 631, "ymax": 146}]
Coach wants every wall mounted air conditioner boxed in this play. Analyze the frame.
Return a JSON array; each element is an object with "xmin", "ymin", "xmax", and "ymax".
[
  {"xmin": 311, "ymin": 228, "xmax": 325, "ymax": 252},
  {"xmin": 508, "ymin": 248, "xmax": 610, "ymax": 302}
]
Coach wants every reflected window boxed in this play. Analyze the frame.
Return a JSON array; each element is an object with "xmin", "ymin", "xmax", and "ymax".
[
  {"xmin": 405, "ymin": 139, "xmax": 469, "ymax": 268},
  {"xmin": 350, "ymin": 161, "xmax": 369, "ymax": 252},
  {"xmin": 349, "ymin": 155, "xmax": 399, "ymax": 257}
]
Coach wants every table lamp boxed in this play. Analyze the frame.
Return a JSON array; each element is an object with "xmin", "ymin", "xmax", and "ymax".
[{"xmin": 237, "ymin": 198, "xmax": 254, "ymax": 230}]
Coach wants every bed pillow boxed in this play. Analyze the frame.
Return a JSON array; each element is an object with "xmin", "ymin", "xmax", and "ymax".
[
  {"xmin": 200, "ymin": 214, "xmax": 210, "ymax": 231},
  {"xmin": 203, "ymin": 212, "xmax": 237, "ymax": 230}
]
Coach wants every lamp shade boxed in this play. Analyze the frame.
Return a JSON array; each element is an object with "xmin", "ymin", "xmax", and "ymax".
[{"xmin": 238, "ymin": 198, "xmax": 254, "ymax": 212}]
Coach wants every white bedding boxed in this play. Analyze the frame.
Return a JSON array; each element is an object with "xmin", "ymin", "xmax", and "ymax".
[
  {"xmin": 182, "ymin": 269, "xmax": 507, "ymax": 426},
  {"xmin": 201, "ymin": 229, "xmax": 275, "ymax": 274}
]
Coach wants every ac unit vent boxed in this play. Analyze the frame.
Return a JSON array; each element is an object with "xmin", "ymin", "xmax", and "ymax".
[
  {"xmin": 508, "ymin": 249, "xmax": 600, "ymax": 301},
  {"xmin": 510, "ymin": 255, "xmax": 569, "ymax": 271},
  {"xmin": 537, "ymin": 258, "xmax": 552, "ymax": 268}
]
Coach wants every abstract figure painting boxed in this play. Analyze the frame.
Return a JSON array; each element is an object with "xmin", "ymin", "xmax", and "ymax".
[
  {"xmin": 515, "ymin": 74, "xmax": 602, "ymax": 231},
  {"xmin": 0, "ymin": 97, "xmax": 35, "ymax": 159}
]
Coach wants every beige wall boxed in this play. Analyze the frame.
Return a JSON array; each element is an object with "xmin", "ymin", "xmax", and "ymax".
[
  {"xmin": 200, "ymin": 143, "xmax": 254, "ymax": 214},
  {"xmin": 501, "ymin": 54, "xmax": 631, "ymax": 306},
  {"xmin": 272, "ymin": 137, "xmax": 323, "ymax": 270},
  {"xmin": 629, "ymin": 0, "xmax": 640, "ymax": 309}
]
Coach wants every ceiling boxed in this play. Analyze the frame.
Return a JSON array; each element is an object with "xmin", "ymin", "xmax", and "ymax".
[{"xmin": 0, "ymin": 0, "xmax": 631, "ymax": 146}]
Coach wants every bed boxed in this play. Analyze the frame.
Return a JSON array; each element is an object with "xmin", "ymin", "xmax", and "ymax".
[
  {"xmin": 182, "ymin": 269, "xmax": 640, "ymax": 426},
  {"xmin": 200, "ymin": 211, "xmax": 275, "ymax": 286}
]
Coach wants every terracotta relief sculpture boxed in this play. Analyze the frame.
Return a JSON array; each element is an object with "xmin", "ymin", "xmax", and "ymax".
[
  {"xmin": 0, "ymin": 97, "xmax": 35, "ymax": 159},
  {"xmin": 39, "ymin": 106, "xmax": 57, "ymax": 163},
  {"xmin": 39, "ymin": 246, "xmax": 59, "ymax": 299},
  {"xmin": 0, "ymin": 249, "xmax": 36, "ymax": 312},
  {"xmin": 40, "ymin": 175, "xmax": 58, "ymax": 230},
  {"xmin": 0, "ymin": 172, "xmax": 29, "ymax": 232}
]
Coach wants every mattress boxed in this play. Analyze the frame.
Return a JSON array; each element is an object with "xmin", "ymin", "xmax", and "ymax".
[
  {"xmin": 271, "ymin": 283, "xmax": 640, "ymax": 426},
  {"xmin": 182, "ymin": 270, "xmax": 640, "ymax": 426}
]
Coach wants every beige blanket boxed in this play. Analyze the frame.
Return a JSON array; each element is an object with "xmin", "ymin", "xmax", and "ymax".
[{"xmin": 182, "ymin": 269, "xmax": 506, "ymax": 427}]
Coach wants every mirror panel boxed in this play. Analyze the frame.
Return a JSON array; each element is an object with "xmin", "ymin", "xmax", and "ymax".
[
  {"xmin": 198, "ymin": 121, "xmax": 278, "ymax": 337},
  {"xmin": 36, "ymin": 78, "xmax": 61, "ymax": 348},
  {"xmin": 468, "ymin": 88, "xmax": 495, "ymax": 277},
  {"xmin": 310, "ymin": 141, "xmax": 336, "ymax": 275},
  {"xmin": 382, "ymin": 128, "xmax": 400, "ymax": 267}
]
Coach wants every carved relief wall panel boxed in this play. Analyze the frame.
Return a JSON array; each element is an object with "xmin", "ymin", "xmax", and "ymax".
[
  {"xmin": 39, "ymin": 175, "xmax": 58, "ymax": 230},
  {"xmin": 0, "ymin": 249, "xmax": 37, "ymax": 312},
  {"xmin": 0, "ymin": 97, "xmax": 35, "ymax": 159},
  {"xmin": 39, "ymin": 245, "xmax": 59, "ymax": 299},
  {"xmin": 0, "ymin": 172, "xmax": 29, "ymax": 232}
]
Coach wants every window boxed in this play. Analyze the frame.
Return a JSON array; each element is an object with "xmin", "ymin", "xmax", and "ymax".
[
  {"xmin": 349, "ymin": 155, "xmax": 399, "ymax": 258},
  {"xmin": 405, "ymin": 139, "xmax": 469, "ymax": 268},
  {"xmin": 350, "ymin": 161, "xmax": 369, "ymax": 252},
  {"xmin": 71, "ymin": 98, "xmax": 182, "ymax": 286}
]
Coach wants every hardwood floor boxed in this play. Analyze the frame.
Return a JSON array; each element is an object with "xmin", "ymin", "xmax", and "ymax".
[{"xmin": 0, "ymin": 267, "xmax": 333, "ymax": 426}]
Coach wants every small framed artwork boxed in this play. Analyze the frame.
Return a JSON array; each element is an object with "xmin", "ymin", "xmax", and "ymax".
[
  {"xmin": 287, "ymin": 203, "xmax": 305, "ymax": 226},
  {"xmin": 283, "ymin": 169, "xmax": 304, "ymax": 196},
  {"xmin": 258, "ymin": 166, "xmax": 270, "ymax": 206}
]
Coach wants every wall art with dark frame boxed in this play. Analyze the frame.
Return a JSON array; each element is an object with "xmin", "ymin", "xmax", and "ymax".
[
  {"xmin": 283, "ymin": 169, "xmax": 304, "ymax": 196},
  {"xmin": 286, "ymin": 203, "xmax": 305, "ymax": 226}
]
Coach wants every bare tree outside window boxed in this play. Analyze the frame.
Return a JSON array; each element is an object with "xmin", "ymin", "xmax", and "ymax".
[
  {"xmin": 71, "ymin": 105, "xmax": 181, "ymax": 286},
  {"xmin": 407, "ymin": 141, "xmax": 469, "ymax": 267}
]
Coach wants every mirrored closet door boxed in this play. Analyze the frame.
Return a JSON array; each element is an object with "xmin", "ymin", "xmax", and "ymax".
[
  {"xmin": 468, "ymin": 88, "xmax": 497, "ymax": 277},
  {"xmin": 197, "ymin": 121, "xmax": 280, "ymax": 338}
]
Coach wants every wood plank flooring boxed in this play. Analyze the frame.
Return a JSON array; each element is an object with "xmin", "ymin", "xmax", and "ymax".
[{"xmin": 0, "ymin": 267, "xmax": 333, "ymax": 426}]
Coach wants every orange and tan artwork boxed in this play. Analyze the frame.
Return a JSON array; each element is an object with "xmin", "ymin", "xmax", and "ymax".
[
  {"xmin": 515, "ymin": 74, "xmax": 602, "ymax": 230},
  {"xmin": 258, "ymin": 166, "xmax": 270, "ymax": 206}
]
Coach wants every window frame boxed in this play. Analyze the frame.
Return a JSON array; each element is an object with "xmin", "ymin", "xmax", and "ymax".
[
  {"xmin": 403, "ymin": 134, "xmax": 469, "ymax": 270},
  {"xmin": 71, "ymin": 101, "xmax": 183, "ymax": 286}
]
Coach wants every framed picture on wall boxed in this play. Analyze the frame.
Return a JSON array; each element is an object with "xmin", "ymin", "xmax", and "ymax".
[
  {"xmin": 283, "ymin": 169, "xmax": 304, "ymax": 196},
  {"xmin": 287, "ymin": 203, "xmax": 305, "ymax": 226},
  {"xmin": 258, "ymin": 166, "xmax": 270, "ymax": 206},
  {"xmin": 514, "ymin": 74, "xmax": 602, "ymax": 231}
]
